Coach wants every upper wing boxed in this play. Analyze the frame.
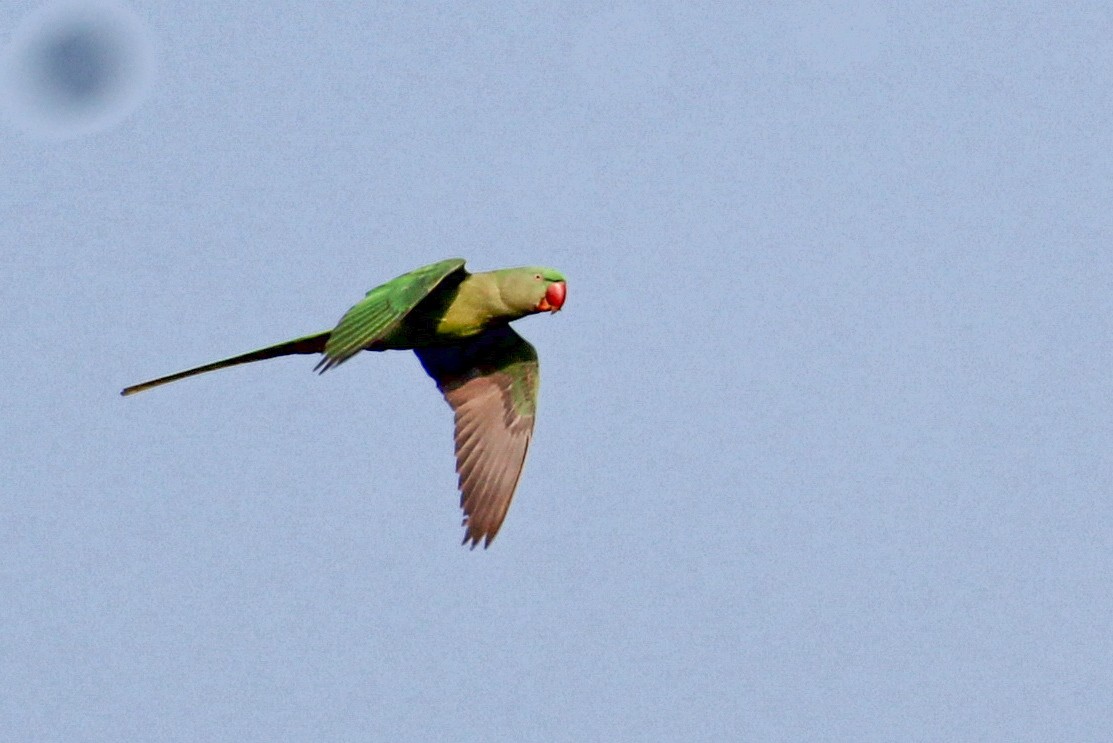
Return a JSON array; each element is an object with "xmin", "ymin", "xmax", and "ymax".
[
  {"xmin": 414, "ymin": 325, "xmax": 539, "ymax": 548},
  {"xmin": 316, "ymin": 258, "xmax": 468, "ymax": 372}
]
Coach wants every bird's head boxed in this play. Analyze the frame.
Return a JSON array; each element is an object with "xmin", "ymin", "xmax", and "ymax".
[{"xmin": 497, "ymin": 267, "xmax": 567, "ymax": 316}]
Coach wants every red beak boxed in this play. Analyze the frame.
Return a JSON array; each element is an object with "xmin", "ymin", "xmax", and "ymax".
[{"xmin": 537, "ymin": 281, "xmax": 566, "ymax": 313}]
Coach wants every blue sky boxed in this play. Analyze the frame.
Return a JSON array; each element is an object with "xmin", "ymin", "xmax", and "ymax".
[{"xmin": 3, "ymin": 2, "xmax": 1112, "ymax": 740}]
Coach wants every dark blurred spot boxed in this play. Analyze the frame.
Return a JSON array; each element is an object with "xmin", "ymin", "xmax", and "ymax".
[
  {"xmin": 1, "ymin": 1, "xmax": 155, "ymax": 137},
  {"xmin": 38, "ymin": 25, "xmax": 119, "ymax": 102},
  {"xmin": 36, "ymin": 25, "xmax": 121, "ymax": 105}
]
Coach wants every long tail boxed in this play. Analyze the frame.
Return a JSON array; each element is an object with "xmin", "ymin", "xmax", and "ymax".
[{"xmin": 121, "ymin": 331, "xmax": 331, "ymax": 396}]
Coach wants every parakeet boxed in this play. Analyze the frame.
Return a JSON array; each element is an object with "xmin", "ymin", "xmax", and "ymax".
[{"xmin": 122, "ymin": 258, "xmax": 567, "ymax": 548}]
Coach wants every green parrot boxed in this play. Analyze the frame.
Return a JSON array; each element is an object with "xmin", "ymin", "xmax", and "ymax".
[{"xmin": 122, "ymin": 258, "xmax": 567, "ymax": 548}]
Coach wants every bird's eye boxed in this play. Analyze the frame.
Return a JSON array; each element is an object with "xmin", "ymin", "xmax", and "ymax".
[{"xmin": 534, "ymin": 273, "xmax": 542, "ymax": 280}]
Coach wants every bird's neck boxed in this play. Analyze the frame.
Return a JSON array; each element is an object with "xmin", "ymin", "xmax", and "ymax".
[{"xmin": 435, "ymin": 273, "xmax": 516, "ymax": 338}]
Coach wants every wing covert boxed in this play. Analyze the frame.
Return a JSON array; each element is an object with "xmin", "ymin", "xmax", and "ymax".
[{"xmin": 316, "ymin": 258, "xmax": 467, "ymax": 372}]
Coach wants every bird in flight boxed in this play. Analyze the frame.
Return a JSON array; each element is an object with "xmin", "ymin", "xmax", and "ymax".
[{"xmin": 122, "ymin": 258, "xmax": 567, "ymax": 548}]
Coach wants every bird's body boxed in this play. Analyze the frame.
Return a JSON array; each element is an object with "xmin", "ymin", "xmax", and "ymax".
[{"xmin": 122, "ymin": 259, "xmax": 567, "ymax": 547}]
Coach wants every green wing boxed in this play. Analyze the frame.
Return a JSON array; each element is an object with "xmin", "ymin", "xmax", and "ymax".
[
  {"xmin": 415, "ymin": 325, "xmax": 539, "ymax": 548},
  {"xmin": 316, "ymin": 258, "xmax": 468, "ymax": 372}
]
